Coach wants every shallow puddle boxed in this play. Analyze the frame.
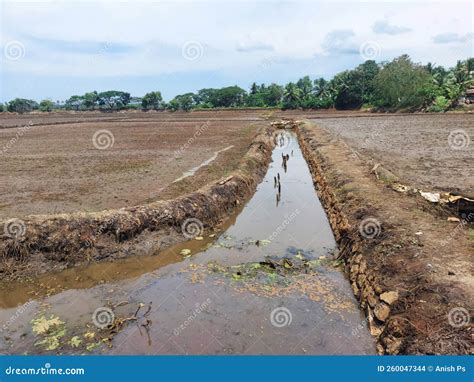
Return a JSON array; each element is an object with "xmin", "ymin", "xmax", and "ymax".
[{"xmin": 0, "ymin": 130, "xmax": 375, "ymax": 355}]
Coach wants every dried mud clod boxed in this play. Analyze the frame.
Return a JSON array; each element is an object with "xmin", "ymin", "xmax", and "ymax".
[{"xmin": 0, "ymin": 127, "xmax": 275, "ymax": 279}]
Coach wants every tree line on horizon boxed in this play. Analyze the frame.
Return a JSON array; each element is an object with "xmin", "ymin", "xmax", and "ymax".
[{"xmin": 1, "ymin": 55, "xmax": 473, "ymax": 114}]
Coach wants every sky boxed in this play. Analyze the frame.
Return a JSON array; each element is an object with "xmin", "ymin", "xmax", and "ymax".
[{"xmin": 0, "ymin": 0, "xmax": 473, "ymax": 102}]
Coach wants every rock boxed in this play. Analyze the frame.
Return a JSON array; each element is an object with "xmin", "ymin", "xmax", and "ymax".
[
  {"xmin": 351, "ymin": 282, "xmax": 359, "ymax": 296},
  {"xmin": 350, "ymin": 264, "xmax": 359, "ymax": 275},
  {"xmin": 374, "ymin": 303, "xmax": 390, "ymax": 322},
  {"xmin": 367, "ymin": 293, "xmax": 378, "ymax": 308},
  {"xmin": 376, "ymin": 344, "xmax": 385, "ymax": 355},
  {"xmin": 367, "ymin": 306, "xmax": 384, "ymax": 337},
  {"xmin": 350, "ymin": 271, "xmax": 357, "ymax": 283},
  {"xmin": 357, "ymin": 273, "xmax": 367, "ymax": 288},
  {"xmin": 380, "ymin": 291, "xmax": 399, "ymax": 305},
  {"xmin": 383, "ymin": 336, "xmax": 403, "ymax": 355}
]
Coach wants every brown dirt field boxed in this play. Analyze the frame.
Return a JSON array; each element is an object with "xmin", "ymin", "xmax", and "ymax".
[
  {"xmin": 298, "ymin": 120, "xmax": 473, "ymax": 354},
  {"xmin": 312, "ymin": 114, "xmax": 474, "ymax": 197},
  {"xmin": 0, "ymin": 109, "xmax": 397, "ymax": 220},
  {"xmin": 0, "ymin": 111, "xmax": 268, "ymax": 219}
]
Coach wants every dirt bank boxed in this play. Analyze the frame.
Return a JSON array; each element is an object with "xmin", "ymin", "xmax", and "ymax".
[
  {"xmin": 297, "ymin": 120, "xmax": 472, "ymax": 355},
  {"xmin": 0, "ymin": 126, "xmax": 274, "ymax": 280}
]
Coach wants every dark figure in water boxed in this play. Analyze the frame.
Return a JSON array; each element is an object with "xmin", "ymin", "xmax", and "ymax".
[
  {"xmin": 291, "ymin": 150, "xmax": 293, "ymax": 156},
  {"xmin": 274, "ymin": 176, "xmax": 277, "ymax": 188},
  {"xmin": 277, "ymin": 173, "xmax": 280, "ymax": 182},
  {"xmin": 282, "ymin": 155, "xmax": 288, "ymax": 173}
]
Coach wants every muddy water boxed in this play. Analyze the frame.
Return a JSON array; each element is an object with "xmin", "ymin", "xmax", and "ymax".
[{"xmin": 0, "ymin": 131, "xmax": 375, "ymax": 355}]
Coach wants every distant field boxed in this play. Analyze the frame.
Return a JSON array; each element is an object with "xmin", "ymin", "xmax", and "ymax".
[
  {"xmin": 0, "ymin": 110, "xmax": 268, "ymax": 219},
  {"xmin": 313, "ymin": 113, "xmax": 474, "ymax": 196},
  {"xmin": 1, "ymin": 110, "xmax": 472, "ymax": 219}
]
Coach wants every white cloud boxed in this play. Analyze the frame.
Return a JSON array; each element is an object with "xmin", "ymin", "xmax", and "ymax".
[
  {"xmin": 372, "ymin": 20, "xmax": 411, "ymax": 35},
  {"xmin": 0, "ymin": 0, "xmax": 473, "ymax": 100},
  {"xmin": 432, "ymin": 33, "xmax": 473, "ymax": 44}
]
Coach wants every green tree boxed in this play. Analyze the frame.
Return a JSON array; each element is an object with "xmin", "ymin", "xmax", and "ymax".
[
  {"xmin": 39, "ymin": 99, "xmax": 54, "ymax": 112},
  {"xmin": 97, "ymin": 91, "xmax": 131, "ymax": 110},
  {"xmin": 195, "ymin": 88, "xmax": 217, "ymax": 106},
  {"xmin": 262, "ymin": 83, "xmax": 284, "ymax": 107},
  {"xmin": 282, "ymin": 82, "xmax": 301, "ymax": 109},
  {"xmin": 442, "ymin": 59, "xmax": 474, "ymax": 107},
  {"xmin": 83, "ymin": 91, "xmax": 99, "ymax": 110},
  {"xmin": 168, "ymin": 93, "xmax": 196, "ymax": 111},
  {"xmin": 296, "ymin": 76, "xmax": 314, "ymax": 108},
  {"xmin": 211, "ymin": 86, "xmax": 247, "ymax": 107},
  {"xmin": 250, "ymin": 82, "xmax": 259, "ymax": 95},
  {"xmin": 373, "ymin": 55, "xmax": 435, "ymax": 110},
  {"xmin": 65, "ymin": 95, "xmax": 84, "ymax": 111},
  {"xmin": 7, "ymin": 98, "xmax": 38, "ymax": 113},
  {"xmin": 141, "ymin": 91, "xmax": 164, "ymax": 110}
]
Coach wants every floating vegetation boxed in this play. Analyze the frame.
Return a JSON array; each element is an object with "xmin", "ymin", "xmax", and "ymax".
[{"xmin": 31, "ymin": 315, "xmax": 66, "ymax": 351}]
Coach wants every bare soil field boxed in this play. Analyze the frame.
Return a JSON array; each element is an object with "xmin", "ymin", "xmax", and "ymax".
[
  {"xmin": 0, "ymin": 109, "xmax": 389, "ymax": 220},
  {"xmin": 0, "ymin": 110, "xmax": 269, "ymax": 219},
  {"xmin": 312, "ymin": 114, "xmax": 474, "ymax": 197},
  {"xmin": 1, "ymin": 110, "xmax": 472, "ymax": 219}
]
